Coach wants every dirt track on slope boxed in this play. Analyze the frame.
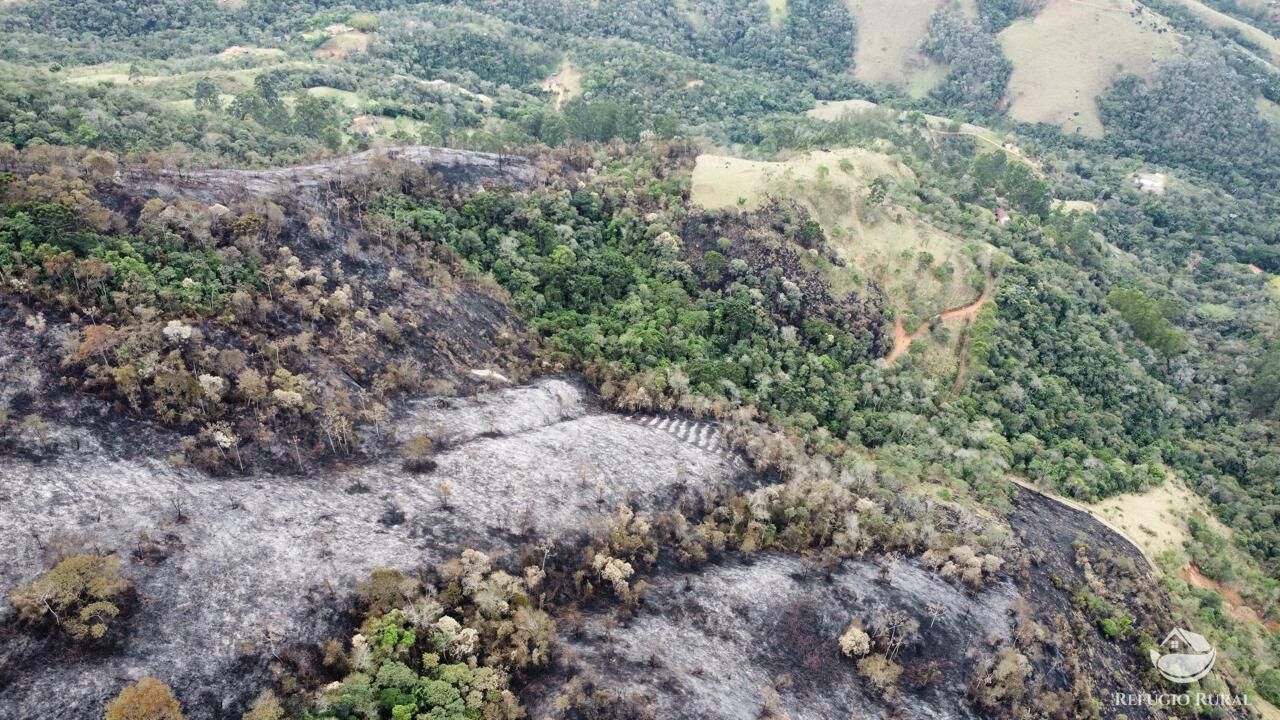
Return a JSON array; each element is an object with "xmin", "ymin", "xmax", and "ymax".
[{"xmin": 885, "ymin": 271, "xmax": 994, "ymax": 364}]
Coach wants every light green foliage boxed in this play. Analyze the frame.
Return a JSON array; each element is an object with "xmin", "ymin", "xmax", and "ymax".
[
  {"xmin": 9, "ymin": 554, "xmax": 129, "ymax": 641},
  {"xmin": 1107, "ymin": 287, "xmax": 1188, "ymax": 358},
  {"xmin": 1074, "ymin": 587, "xmax": 1136, "ymax": 641},
  {"xmin": 1248, "ymin": 345, "xmax": 1280, "ymax": 418},
  {"xmin": 306, "ymin": 550, "xmax": 547, "ymax": 719}
]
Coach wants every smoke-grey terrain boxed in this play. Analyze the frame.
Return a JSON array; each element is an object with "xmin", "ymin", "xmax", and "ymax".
[{"xmin": 0, "ymin": 378, "xmax": 747, "ymax": 718}]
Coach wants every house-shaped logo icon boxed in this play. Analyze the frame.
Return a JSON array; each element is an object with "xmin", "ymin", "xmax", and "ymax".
[{"xmin": 1150, "ymin": 628, "xmax": 1217, "ymax": 684}]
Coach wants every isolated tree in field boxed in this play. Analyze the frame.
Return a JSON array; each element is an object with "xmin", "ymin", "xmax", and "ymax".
[
  {"xmin": 866, "ymin": 176, "xmax": 890, "ymax": 208},
  {"xmin": 193, "ymin": 79, "xmax": 220, "ymax": 112},
  {"xmin": 104, "ymin": 678, "xmax": 183, "ymax": 720}
]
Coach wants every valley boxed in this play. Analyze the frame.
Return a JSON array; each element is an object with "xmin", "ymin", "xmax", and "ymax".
[{"xmin": 2, "ymin": 0, "xmax": 1280, "ymax": 718}]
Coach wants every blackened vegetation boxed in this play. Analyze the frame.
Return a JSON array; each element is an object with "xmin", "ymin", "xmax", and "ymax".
[
  {"xmin": 1001, "ymin": 489, "xmax": 1249, "ymax": 720},
  {"xmin": 681, "ymin": 203, "xmax": 888, "ymax": 363},
  {"xmin": 0, "ymin": 146, "xmax": 541, "ymax": 474}
]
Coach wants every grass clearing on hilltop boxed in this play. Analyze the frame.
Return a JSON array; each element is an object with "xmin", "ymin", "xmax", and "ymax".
[
  {"xmin": 1090, "ymin": 475, "xmax": 1230, "ymax": 559},
  {"xmin": 767, "ymin": 0, "xmax": 788, "ymax": 24},
  {"xmin": 216, "ymin": 46, "xmax": 286, "ymax": 61},
  {"xmin": 307, "ymin": 86, "xmax": 363, "ymax": 109},
  {"xmin": 315, "ymin": 30, "xmax": 370, "ymax": 59},
  {"xmin": 64, "ymin": 61, "xmax": 311, "ymax": 94},
  {"xmin": 808, "ymin": 99, "xmax": 1035, "ymax": 171},
  {"xmin": 848, "ymin": 0, "xmax": 949, "ymax": 95},
  {"xmin": 1000, "ymin": 0, "xmax": 1180, "ymax": 137}
]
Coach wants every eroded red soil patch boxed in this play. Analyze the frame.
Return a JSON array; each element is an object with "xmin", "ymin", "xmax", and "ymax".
[
  {"xmin": 1183, "ymin": 564, "xmax": 1280, "ymax": 631},
  {"xmin": 885, "ymin": 271, "xmax": 994, "ymax": 365}
]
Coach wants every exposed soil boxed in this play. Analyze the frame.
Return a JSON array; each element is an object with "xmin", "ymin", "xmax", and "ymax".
[
  {"xmin": 1182, "ymin": 564, "xmax": 1280, "ymax": 632},
  {"xmin": 886, "ymin": 271, "xmax": 994, "ymax": 365}
]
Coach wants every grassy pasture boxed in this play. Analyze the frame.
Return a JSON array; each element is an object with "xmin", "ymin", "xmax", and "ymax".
[
  {"xmin": 67, "ymin": 65, "xmax": 265, "ymax": 91},
  {"xmin": 806, "ymin": 98, "xmax": 880, "ymax": 121},
  {"xmin": 1091, "ymin": 474, "xmax": 1231, "ymax": 558},
  {"xmin": 65, "ymin": 58, "xmax": 310, "ymax": 93},
  {"xmin": 848, "ymin": 0, "xmax": 949, "ymax": 96},
  {"xmin": 216, "ymin": 46, "xmax": 286, "ymax": 61},
  {"xmin": 766, "ymin": 0, "xmax": 788, "ymax": 24},
  {"xmin": 307, "ymin": 86, "xmax": 363, "ymax": 109},
  {"xmin": 315, "ymin": 31, "xmax": 370, "ymax": 59},
  {"xmin": 540, "ymin": 59, "xmax": 582, "ymax": 110},
  {"xmin": 1054, "ymin": 199, "xmax": 1098, "ymax": 213},
  {"xmin": 807, "ymin": 99, "xmax": 1034, "ymax": 170},
  {"xmin": 350, "ymin": 113, "xmax": 428, "ymax": 139},
  {"xmin": 1258, "ymin": 96, "xmax": 1280, "ymax": 125},
  {"xmin": 166, "ymin": 94, "xmax": 237, "ymax": 112},
  {"xmin": 1000, "ymin": 0, "xmax": 1181, "ymax": 137}
]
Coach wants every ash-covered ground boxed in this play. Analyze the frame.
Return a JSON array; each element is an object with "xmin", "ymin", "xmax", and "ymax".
[
  {"xmin": 0, "ymin": 378, "xmax": 745, "ymax": 719},
  {"xmin": 0, "ymin": 374, "xmax": 1247, "ymax": 720},
  {"xmin": 529, "ymin": 554, "xmax": 1016, "ymax": 720}
]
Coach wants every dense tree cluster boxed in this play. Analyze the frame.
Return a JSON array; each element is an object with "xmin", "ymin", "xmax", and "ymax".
[
  {"xmin": 443, "ymin": 0, "xmax": 857, "ymax": 85},
  {"xmin": 1100, "ymin": 42, "xmax": 1280, "ymax": 194},
  {"xmin": 974, "ymin": 0, "xmax": 1042, "ymax": 32},
  {"xmin": 921, "ymin": 10, "xmax": 1013, "ymax": 116},
  {"xmin": 1106, "ymin": 286, "xmax": 1189, "ymax": 358},
  {"xmin": 376, "ymin": 169, "xmax": 887, "ymax": 440}
]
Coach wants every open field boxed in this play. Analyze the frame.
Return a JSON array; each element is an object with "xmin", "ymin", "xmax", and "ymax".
[
  {"xmin": 766, "ymin": 0, "xmax": 787, "ymax": 24},
  {"xmin": 806, "ymin": 98, "xmax": 880, "ymax": 121},
  {"xmin": 1054, "ymin": 199, "xmax": 1099, "ymax": 213},
  {"xmin": 807, "ymin": 98, "xmax": 1038, "ymax": 171},
  {"xmin": 315, "ymin": 30, "xmax": 370, "ymax": 59},
  {"xmin": 690, "ymin": 149, "xmax": 911, "ymax": 211},
  {"xmin": 1000, "ymin": 0, "xmax": 1181, "ymax": 137},
  {"xmin": 540, "ymin": 59, "xmax": 582, "ymax": 110},
  {"xmin": 848, "ymin": 0, "xmax": 948, "ymax": 96},
  {"xmin": 216, "ymin": 45, "xmax": 285, "ymax": 60},
  {"xmin": 691, "ymin": 149, "xmax": 991, "ymax": 357},
  {"xmin": 350, "ymin": 113, "xmax": 429, "ymax": 139},
  {"xmin": 1259, "ymin": 96, "xmax": 1280, "ymax": 125},
  {"xmin": 166, "ymin": 94, "xmax": 237, "ymax": 112},
  {"xmin": 307, "ymin": 85, "xmax": 363, "ymax": 109},
  {"xmin": 1090, "ymin": 475, "xmax": 1230, "ymax": 558},
  {"xmin": 1090, "ymin": 476, "xmax": 1280, "ymax": 639},
  {"xmin": 64, "ymin": 60, "xmax": 312, "ymax": 92},
  {"xmin": 808, "ymin": 98, "xmax": 1003, "ymax": 141}
]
